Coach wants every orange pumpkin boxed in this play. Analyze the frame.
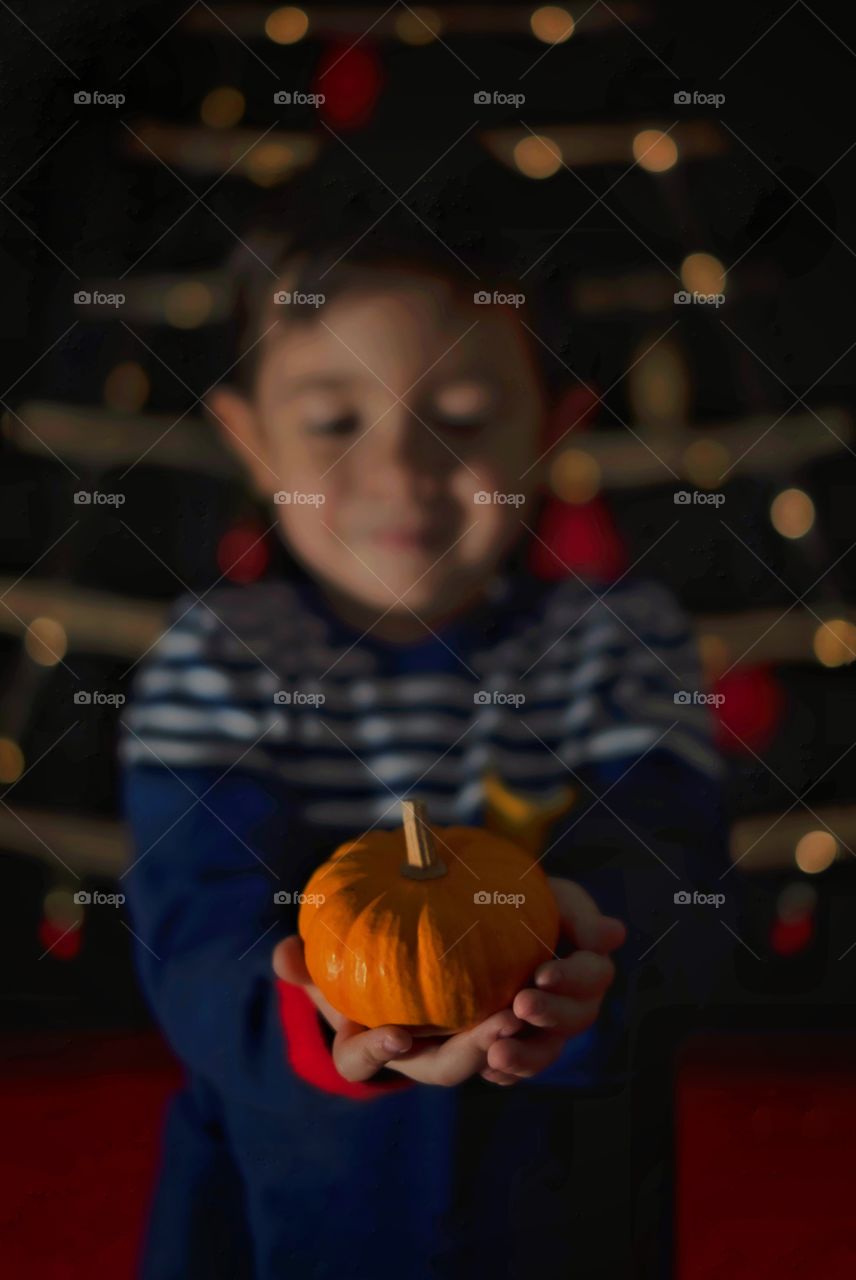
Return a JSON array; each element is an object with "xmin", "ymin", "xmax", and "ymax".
[{"xmin": 297, "ymin": 799, "xmax": 560, "ymax": 1033}]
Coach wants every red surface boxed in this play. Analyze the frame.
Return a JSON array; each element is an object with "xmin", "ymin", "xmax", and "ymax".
[
  {"xmin": 0, "ymin": 1031, "xmax": 181, "ymax": 1280},
  {"xmin": 675, "ymin": 1033, "xmax": 856, "ymax": 1279}
]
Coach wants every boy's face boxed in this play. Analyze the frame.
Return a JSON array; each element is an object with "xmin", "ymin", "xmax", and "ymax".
[{"xmin": 212, "ymin": 272, "xmax": 545, "ymax": 622}]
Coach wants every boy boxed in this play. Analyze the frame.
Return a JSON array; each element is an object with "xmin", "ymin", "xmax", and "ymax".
[{"xmin": 119, "ymin": 155, "xmax": 729, "ymax": 1278}]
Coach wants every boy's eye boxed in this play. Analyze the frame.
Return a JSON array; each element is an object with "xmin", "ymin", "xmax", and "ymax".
[{"xmin": 304, "ymin": 411, "xmax": 359, "ymax": 437}]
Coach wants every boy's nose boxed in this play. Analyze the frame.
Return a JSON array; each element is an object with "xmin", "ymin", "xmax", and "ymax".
[{"xmin": 359, "ymin": 409, "xmax": 446, "ymax": 500}]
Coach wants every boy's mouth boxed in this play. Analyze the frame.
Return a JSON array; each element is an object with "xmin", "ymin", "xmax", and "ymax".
[{"xmin": 369, "ymin": 525, "xmax": 445, "ymax": 552}]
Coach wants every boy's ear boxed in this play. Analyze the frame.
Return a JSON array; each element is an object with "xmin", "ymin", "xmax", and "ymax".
[{"xmin": 206, "ymin": 385, "xmax": 278, "ymax": 500}]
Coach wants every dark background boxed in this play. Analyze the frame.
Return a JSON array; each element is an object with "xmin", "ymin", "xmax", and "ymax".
[{"xmin": 2, "ymin": 3, "xmax": 856, "ymax": 1276}]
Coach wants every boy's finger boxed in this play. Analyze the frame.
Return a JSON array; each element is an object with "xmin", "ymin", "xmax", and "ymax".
[
  {"xmin": 512, "ymin": 989, "xmax": 602, "ymax": 1033},
  {"xmin": 487, "ymin": 1030, "xmax": 568, "ymax": 1078},
  {"xmin": 480, "ymin": 1067, "xmax": 521, "ymax": 1086},
  {"xmin": 332, "ymin": 1023, "xmax": 413, "ymax": 1083},
  {"xmin": 272, "ymin": 935, "xmax": 312, "ymax": 985},
  {"xmin": 532, "ymin": 950, "xmax": 615, "ymax": 1000},
  {"xmin": 391, "ymin": 1010, "xmax": 524, "ymax": 1086},
  {"xmin": 548, "ymin": 879, "xmax": 627, "ymax": 954}
]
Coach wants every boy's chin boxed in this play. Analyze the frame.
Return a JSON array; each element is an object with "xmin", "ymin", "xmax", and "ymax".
[{"xmin": 361, "ymin": 570, "xmax": 477, "ymax": 618}]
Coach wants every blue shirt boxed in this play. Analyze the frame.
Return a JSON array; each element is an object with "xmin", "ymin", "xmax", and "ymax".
[{"xmin": 118, "ymin": 569, "xmax": 732, "ymax": 1279}]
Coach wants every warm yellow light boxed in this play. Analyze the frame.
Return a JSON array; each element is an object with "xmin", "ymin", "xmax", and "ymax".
[
  {"xmin": 246, "ymin": 141, "xmax": 295, "ymax": 187},
  {"xmin": 395, "ymin": 7, "xmax": 442, "ymax": 43},
  {"xmin": 44, "ymin": 888, "xmax": 85, "ymax": 929},
  {"xmin": 628, "ymin": 337, "xmax": 690, "ymax": 427},
  {"xmin": 163, "ymin": 282, "xmax": 215, "ymax": 330},
  {"xmin": 699, "ymin": 633, "xmax": 729, "ymax": 681},
  {"xmin": 770, "ymin": 488, "xmax": 815, "ymax": 540},
  {"xmin": 513, "ymin": 134, "xmax": 563, "ymax": 179},
  {"xmin": 813, "ymin": 618, "xmax": 856, "ymax": 668},
  {"xmin": 531, "ymin": 6, "xmax": 575, "ymax": 43},
  {"xmin": 103, "ymin": 361, "xmax": 150, "ymax": 413},
  {"xmin": 200, "ymin": 86, "xmax": 246, "ymax": 129},
  {"xmin": 681, "ymin": 252, "xmax": 726, "ymax": 296},
  {"xmin": 682, "ymin": 439, "xmax": 730, "ymax": 489},
  {"xmin": 795, "ymin": 830, "xmax": 838, "ymax": 874},
  {"xmin": 633, "ymin": 129, "xmax": 678, "ymax": 173},
  {"xmin": 25, "ymin": 617, "xmax": 67, "ymax": 667},
  {"xmin": 0, "ymin": 738, "xmax": 24, "ymax": 784},
  {"xmin": 550, "ymin": 449, "xmax": 601, "ymax": 503},
  {"xmin": 265, "ymin": 6, "xmax": 309, "ymax": 44}
]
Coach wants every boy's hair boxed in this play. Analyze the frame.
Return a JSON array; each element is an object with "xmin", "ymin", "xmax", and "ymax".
[{"xmin": 223, "ymin": 133, "xmax": 561, "ymax": 396}]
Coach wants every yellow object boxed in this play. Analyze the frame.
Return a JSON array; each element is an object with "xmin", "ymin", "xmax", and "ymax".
[{"xmin": 482, "ymin": 769, "xmax": 577, "ymax": 859}]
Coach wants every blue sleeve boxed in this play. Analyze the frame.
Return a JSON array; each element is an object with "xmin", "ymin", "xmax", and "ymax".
[{"xmin": 121, "ymin": 762, "xmax": 313, "ymax": 1111}]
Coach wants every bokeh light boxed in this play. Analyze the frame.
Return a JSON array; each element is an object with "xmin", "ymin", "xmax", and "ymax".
[
  {"xmin": 633, "ymin": 129, "xmax": 678, "ymax": 173},
  {"xmin": 200, "ymin": 86, "xmax": 246, "ymax": 129},
  {"xmin": 246, "ymin": 140, "xmax": 296, "ymax": 187},
  {"xmin": 682, "ymin": 438, "xmax": 730, "ymax": 489},
  {"xmin": 44, "ymin": 887, "xmax": 85, "ymax": 929},
  {"xmin": 103, "ymin": 361, "xmax": 150, "ymax": 413},
  {"xmin": 550, "ymin": 449, "xmax": 601, "ymax": 503},
  {"xmin": 163, "ymin": 281, "xmax": 215, "ymax": 329},
  {"xmin": 770, "ymin": 487, "xmax": 815, "ymax": 539},
  {"xmin": 813, "ymin": 618, "xmax": 856, "ymax": 667},
  {"xmin": 24, "ymin": 617, "xmax": 67, "ymax": 667},
  {"xmin": 513, "ymin": 135, "xmax": 563, "ymax": 179},
  {"xmin": 794, "ymin": 830, "xmax": 838, "ymax": 874},
  {"xmin": 265, "ymin": 6, "xmax": 309, "ymax": 44},
  {"xmin": 680, "ymin": 252, "xmax": 726, "ymax": 296},
  {"xmin": 395, "ymin": 7, "xmax": 442, "ymax": 43},
  {"xmin": 0, "ymin": 738, "xmax": 24, "ymax": 784},
  {"xmin": 531, "ymin": 6, "xmax": 575, "ymax": 43}
]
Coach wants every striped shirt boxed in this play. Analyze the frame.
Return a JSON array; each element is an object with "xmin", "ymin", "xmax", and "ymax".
[{"xmin": 119, "ymin": 570, "xmax": 723, "ymax": 834}]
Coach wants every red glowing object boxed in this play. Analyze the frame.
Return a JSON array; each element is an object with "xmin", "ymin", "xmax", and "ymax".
[
  {"xmin": 314, "ymin": 42, "xmax": 383, "ymax": 130},
  {"xmin": 712, "ymin": 666, "xmax": 786, "ymax": 754},
  {"xmin": 770, "ymin": 913, "xmax": 814, "ymax": 956},
  {"xmin": 217, "ymin": 523, "xmax": 271, "ymax": 584},
  {"xmin": 38, "ymin": 918, "xmax": 82, "ymax": 961},
  {"xmin": 529, "ymin": 496, "xmax": 628, "ymax": 582}
]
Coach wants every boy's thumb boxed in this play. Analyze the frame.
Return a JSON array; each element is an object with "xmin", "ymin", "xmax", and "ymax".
[{"xmin": 272, "ymin": 934, "xmax": 312, "ymax": 985}]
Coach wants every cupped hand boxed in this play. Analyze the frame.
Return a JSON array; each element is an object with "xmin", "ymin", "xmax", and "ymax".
[
  {"xmin": 480, "ymin": 877, "xmax": 626, "ymax": 1086},
  {"xmin": 273, "ymin": 878, "xmax": 626, "ymax": 1089},
  {"xmin": 272, "ymin": 934, "xmax": 525, "ymax": 1087}
]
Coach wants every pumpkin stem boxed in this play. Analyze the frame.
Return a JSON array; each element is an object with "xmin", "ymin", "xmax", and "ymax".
[{"xmin": 401, "ymin": 799, "xmax": 448, "ymax": 880}]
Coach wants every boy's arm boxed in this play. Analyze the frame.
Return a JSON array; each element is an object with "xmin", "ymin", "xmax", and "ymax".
[{"xmin": 122, "ymin": 762, "xmax": 413, "ymax": 1105}]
